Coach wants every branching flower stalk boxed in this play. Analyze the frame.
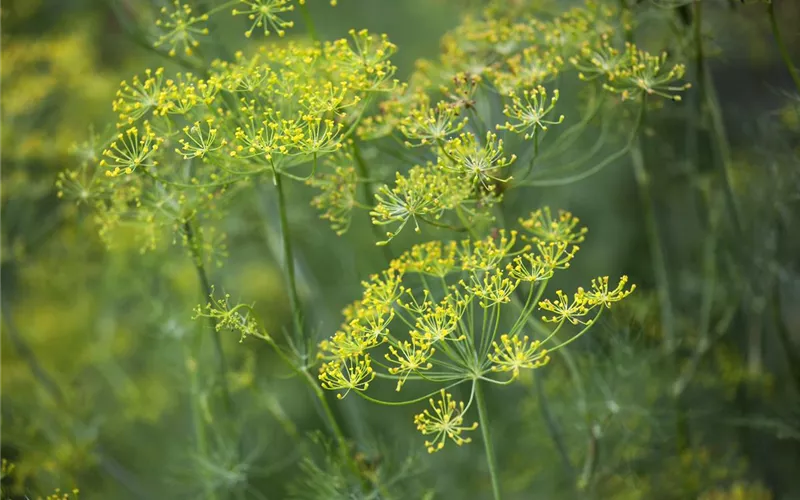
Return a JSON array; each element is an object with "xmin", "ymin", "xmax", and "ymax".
[
  {"xmin": 627, "ymin": 99, "xmax": 676, "ymax": 353},
  {"xmin": 193, "ymin": 295, "xmax": 366, "ymax": 485},
  {"xmin": 317, "ymin": 208, "xmax": 635, "ymax": 498},
  {"xmin": 184, "ymin": 219, "xmax": 234, "ymax": 412}
]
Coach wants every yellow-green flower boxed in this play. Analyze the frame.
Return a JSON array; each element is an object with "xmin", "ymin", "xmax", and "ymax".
[
  {"xmin": 488, "ymin": 334, "xmax": 550, "ymax": 378},
  {"xmin": 319, "ymin": 354, "xmax": 375, "ymax": 399},
  {"xmin": 414, "ymin": 390, "xmax": 478, "ymax": 453}
]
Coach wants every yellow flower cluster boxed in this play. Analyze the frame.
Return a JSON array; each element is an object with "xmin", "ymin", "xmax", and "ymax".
[
  {"xmin": 318, "ymin": 208, "xmax": 636, "ymax": 452},
  {"xmin": 414, "ymin": 390, "xmax": 478, "ymax": 453}
]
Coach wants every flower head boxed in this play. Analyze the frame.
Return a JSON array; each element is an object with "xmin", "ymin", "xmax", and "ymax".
[
  {"xmin": 414, "ymin": 390, "xmax": 478, "ymax": 453},
  {"xmin": 583, "ymin": 275, "xmax": 636, "ymax": 308},
  {"xmin": 385, "ymin": 339, "xmax": 435, "ymax": 391},
  {"xmin": 603, "ymin": 43, "xmax": 691, "ymax": 102},
  {"xmin": 100, "ymin": 122, "xmax": 163, "ymax": 177},
  {"xmin": 488, "ymin": 334, "xmax": 550, "ymax": 378},
  {"xmin": 232, "ymin": 0, "xmax": 295, "ymax": 38},
  {"xmin": 154, "ymin": 1, "xmax": 209, "ymax": 57},
  {"xmin": 539, "ymin": 289, "xmax": 591, "ymax": 325},
  {"xmin": 441, "ymin": 131, "xmax": 515, "ymax": 187},
  {"xmin": 319, "ymin": 354, "xmax": 375, "ymax": 399},
  {"xmin": 497, "ymin": 85, "xmax": 564, "ymax": 139},
  {"xmin": 519, "ymin": 207, "xmax": 587, "ymax": 244}
]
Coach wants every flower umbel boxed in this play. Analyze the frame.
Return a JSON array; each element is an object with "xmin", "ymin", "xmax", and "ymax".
[
  {"xmin": 414, "ymin": 390, "xmax": 478, "ymax": 453},
  {"xmin": 154, "ymin": 0, "xmax": 209, "ymax": 57},
  {"xmin": 488, "ymin": 334, "xmax": 550, "ymax": 378},
  {"xmin": 583, "ymin": 275, "xmax": 636, "ymax": 308},
  {"xmin": 232, "ymin": 0, "xmax": 295, "ymax": 38},
  {"xmin": 319, "ymin": 354, "xmax": 376, "ymax": 399},
  {"xmin": 497, "ymin": 85, "xmax": 564, "ymax": 139}
]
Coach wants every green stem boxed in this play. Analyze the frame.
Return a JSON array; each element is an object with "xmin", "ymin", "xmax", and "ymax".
[
  {"xmin": 768, "ymin": 0, "xmax": 800, "ymax": 93},
  {"xmin": 299, "ymin": 1, "xmax": 319, "ymax": 42},
  {"xmin": 184, "ymin": 219, "xmax": 232, "ymax": 412},
  {"xmin": 352, "ymin": 140, "xmax": 394, "ymax": 262},
  {"xmin": 302, "ymin": 370, "xmax": 350, "ymax": 453},
  {"xmin": 695, "ymin": 34, "xmax": 744, "ymax": 237},
  {"xmin": 628, "ymin": 102, "xmax": 676, "ymax": 353},
  {"xmin": 183, "ymin": 344, "xmax": 217, "ymax": 500},
  {"xmin": 533, "ymin": 370, "xmax": 575, "ymax": 477},
  {"xmin": 475, "ymin": 381, "xmax": 502, "ymax": 500},
  {"xmin": 274, "ymin": 172, "xmax": 306, "ymax": 347}
]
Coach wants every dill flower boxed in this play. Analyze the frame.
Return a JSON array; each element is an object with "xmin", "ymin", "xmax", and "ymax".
[
  {"xmin": 414, "ymin": 390, "xmax": 478, "ymax": 453},
  {"xmin": 319, "ymin": 354, "xmax": 375, "ymax": 399},
  {"xmin": 491, "ymin": 47, "xmax": 563, "ymax": 93},
  {"xmin": 466, "ymin": 269, "xmax": 519, "ymax": 307},
  {"xmin": 193, "ymin": 290, "xmax": 262, "ymax": 343},
  {"xmin": 399, "ymin": 100, "xmax": 467, "ymax": 147},
  {"xmin": 441, "ymin": 131, "xmax": 516, "ymax": 187},
  {"xmin": 519, "ymin": 207, "xmax": 588, "ymax": 244},
  {"xmin": 569, "ymin": 35, "xmax": 625, "ymax": 81},
  {"xmin": 370, "ymin": 166, "xmax": 448, "ymax": 243},
  {"xmin": 153, "ymin": 0, "xmax": 209, "ymax": 57},
  {"xmin": 400, "ymin": 240, "xmax": 459, "ymax": 278},
  {"xmin": 112, "ymin": 68, "xmax": 167, "ymax": 125},
  {"xmin": 319, "ymin": 323, "xmax": 386, "ymax": 360},
  {"xmin": 507, "ymin": 254, "xmax": 554, "ymax": 283},
  {"xmin": 308, "ymin": 160, "xmax": 359, "ymax": 235},
  {"xmin": 316, "ymin": 206, "xmax": 636, "ymax": 458},
  {"xmin": 100, "ymin": 122, "xmax": 163, "ymax": 177},
  {"xmin": 43, "ymin": 488, "xmax": 81, "ymax": 500},
  {"xmin": 497, "ymin": 85, "xmax": 565, "ymax": 139},
  {"xmin": 583, "ymin": 275, "xmax": 636, "ymax": 308},
  {"xmin": 459, "ymin": 230, "xmax": 523, "ymax": 272},
  {"xmin": 361, "ymin": 267, "xmax": 406, "ymax": 312},
  {"xmin": 488, "ymin": 334, "xmax": 550, "ymax": 378},
  {"xmin": 177, "ymin": 119, "xmax": 227, "ymax": 160},
  {"xmin": 535, "ymin": 240, "xmax": 580, "ymax": 270},
  {"xmin": 539, "ymin": 289, "xmax": 591, "ymax": 325},
  {"xmin": 232, "ymin": 0, "xmax": 295, "ymax": 38},
  {"xmin": 386, "ymin": 339, "xmax": 435, "ymax": 391},
  {"xmin": 327, "ymin": 29, "xmax": 399, "ymax": 92},
  {"xmin": 414, "ymin": 297, "xmax": 467, "ymax": 343},
  {"xmin": 604, "ymin": 43, "xmax": 691, "ymax": 101},
  {"xmin": 443, "ymin": 72, "xmax": 481, "ymax": 112}
]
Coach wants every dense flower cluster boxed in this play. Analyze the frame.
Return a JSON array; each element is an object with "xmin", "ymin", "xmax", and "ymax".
[{"xmin": 318, "ymin": 208, "xmax": 635, "ymax": 452}]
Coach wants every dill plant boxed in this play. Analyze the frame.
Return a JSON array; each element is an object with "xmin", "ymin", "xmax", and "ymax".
[{"xmin": 22, "ymin": 0, "xmax": 797, "ymax": 497}]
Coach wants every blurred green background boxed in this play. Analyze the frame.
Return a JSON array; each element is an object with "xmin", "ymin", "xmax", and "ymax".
[{"xmin": 2, "ymin": 0, "xmax": 800, "ymax": 499}]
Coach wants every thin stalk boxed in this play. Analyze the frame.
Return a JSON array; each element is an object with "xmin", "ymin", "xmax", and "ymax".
[
  {"xmin": 183, "ymin": 343, "xmax": 217, "ymax": 500},
  {"xmin": 299, "ymin": 1, "xmax": 320, "ymax": 42},
  {"xmin": 533, "ymin": 371, "xmax": 575, "ymax": 477},
  {"xmin": 301, "ymin": 370, "xmax": 350, "ymax": 454},
  {"xmin": 475, "ymin": 381, "xmax": 502, "ymax": 500},
  {"xmin": 274, "ymin": 172, "xmax": 306, "ymax": 348},
  {"xmin": 628, "ymin": 101, "xmax": 676, "ymax": 353},
  {"xmin": 352, "ymin": 140, "xmax": 394, "ymax": 261},
  {"xmin": 698, "ymin": 53, "xmax": 744, "ymax": 237},
  {"xmin": 184, "ymin": 219, "xmax": 232, "ymax": 412},
  {"xmin": 768, "ymin": 0, "xmax": 800, "ymax": 93}
]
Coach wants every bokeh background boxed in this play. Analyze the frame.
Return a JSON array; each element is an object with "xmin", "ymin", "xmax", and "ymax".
[{"xmin": 2, "ymin": 0, "xmax": 800, "ymax": 498}]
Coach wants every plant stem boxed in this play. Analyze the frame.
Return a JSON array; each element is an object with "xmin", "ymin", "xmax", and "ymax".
[
  {"xmin": 768, "ymin": 0, "xmax": 800, "ymax": 93},
  {"xmin": 352, "ymin": 140, "xmax": 394, "ymax": 262},
  {"xmin": 184, "ymin": 219, "xmax": 232, "ymax": 412},
  {"xmin": 183, "ymin": 343, "xmax": 218, "ymax": 500},
  {"xmin": 475, "ymin": 380, "xmax": 502, "ymax": 500},
  {"xmin": 533, "ymin": 371, "xmax": 575, "ymax": 478},
  {"xmin": 628, "ymin": 102, "xmax": 676, "ymax": 354},
  {"xmin": 299, "ymin": 1, "xmax": 319, "ymax": 42},
  {"xmin": 274, "ymin": 172, "xmax": 306, "ymax": 348}
]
